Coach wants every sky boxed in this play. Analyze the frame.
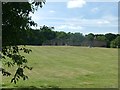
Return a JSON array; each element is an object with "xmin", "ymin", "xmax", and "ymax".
[{"xmin": 30, "ymin": 0, "xmax": 119, "ymax": 35}]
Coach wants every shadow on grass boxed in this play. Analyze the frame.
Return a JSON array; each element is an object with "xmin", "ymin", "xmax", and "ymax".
[
  {"xmin": 1, "ymin": 88, "xmax": 119, "ymax": 90},
  {"xmin": 1, "ymin": 85, "xmax": 118, "ymax": 90},
  {"xmin": 1, "ymin": 85, "xmax": 61, "ymax": 90}
]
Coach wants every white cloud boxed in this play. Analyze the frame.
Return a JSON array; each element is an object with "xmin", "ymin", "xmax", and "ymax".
[
  {"xmin": 97, "ymin": 20, "xmax": 110, "ymax": 24},
  {"xmin": 67, "ymin": 0, "xmax": 86, "ymax": 8},
  {"xmin": 49, "ymin": 10, "xmax": 55, "ymax": 13},
  {"xmin": 31, "ymin": 16, "xmax": 117, "ymax": 28},
  {"xmin": 64, "ymin": 19, "xmax": 107, "ymax": 27},
  {"xmin": 64, "ymin": 15, "xmax": 117, "ymax": 27},
  {"xmin": 102, "ymin": 15, "xmax": 118, "ymax": 21},
  {"xmin": 85, "ymin": 0, "xmax": 119, "ymax": 2},
  {"xmin": 31, "ymin": 26, "xmax": 40, "ymax": 29},
  {"xmin": 56, "ymin": 25, "xmax": 66, "ymax": 29},
  {"xmin": 56, "ymin": 24, "xmax": 83, "ymax": 31},
  {"xmin": 29, "ymin": 12, "xmax": 43, "ymax": 21},
  {"xmin": 30, "ymin": 11, "xmax": 117, "ymax": 31},
  {"xmin": 33, "ymin": 0, "xmax": 119, "ymax": 2},
  {"xmin": 55, "ymin": 24, "xmax": 83, "ymax": 33}
]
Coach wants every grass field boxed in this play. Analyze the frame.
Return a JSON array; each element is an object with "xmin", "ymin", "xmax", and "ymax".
[{"xmin": 2, "ymin": 46, "xmax": 118, "ymax": 88}]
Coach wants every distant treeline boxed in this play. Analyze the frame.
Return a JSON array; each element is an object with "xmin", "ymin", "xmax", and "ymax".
[{"xmin": 20, "ymin": 25, "xmax": 120, "ymax": 48}]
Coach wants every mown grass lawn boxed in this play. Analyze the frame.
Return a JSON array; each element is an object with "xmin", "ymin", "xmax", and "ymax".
[{"xmin": 2, "ymin": 46, "xmax": 118, "ymax": 88}]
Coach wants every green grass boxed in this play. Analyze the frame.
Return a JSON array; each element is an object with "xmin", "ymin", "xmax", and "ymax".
[{"xmin": 2, "ymin": 46, "xmax": 118, "ymax": 88}]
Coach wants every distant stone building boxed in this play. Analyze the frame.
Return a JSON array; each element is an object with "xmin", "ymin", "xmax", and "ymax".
[
  {"xmin": 81, "ymin": 40, "xmax": 107, "ymax": 47},
  {"xmin": 43, "ymin": 38, "xmax": 107, "ymax": 47},
  {"xmin": 42, "ymin": 38, "xmax": 67, "ymax": 46}
]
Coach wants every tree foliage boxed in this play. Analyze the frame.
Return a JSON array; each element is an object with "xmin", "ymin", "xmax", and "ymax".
[
  {"xmin": 110, "ymin": 36, "xmax": 120, "ymax": 48},
  {"xmin": 86, "ymin": 33, "xmax": 94, "ymax": 41},
  {"xmin": 18, "ymin": 26, "xmax": 119, "ymax": 48},
  {"xmin": 95, "ymin": 35, "xmax": 106, "ymax": 41},
  {"xmin": 86, "ymin": 33, "xmax": 94, "ymax": 47},
  {"xmin": 1, "ymin": 1, "xmax": 45, "ymax": 83},
  {"xmin": 105, "ymin": 33, "xmax": 117, "ymax": 47}
]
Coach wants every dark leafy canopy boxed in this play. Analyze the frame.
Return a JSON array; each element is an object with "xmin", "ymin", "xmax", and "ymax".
[
  {"xmin": 86, "ymin": 33, "xmax": 94, "ymax": 41},
  {"xmin": 1, "ymin": 1, "xmax": 45, "ymax": 84},
  {"xmin": 105, "ymin": 33, "xmax": 117, "ymax": 47},
  {"xmin": 25, "ymin": 27, "xmax": 85, "ymax": 46},
  {"xmin": 21, "ymin": 26, "xmax": 119, "ymax": 47},
  {"xmin": 95, "ymin": 34, "xmax": 106, "ymax": 41},
  {"xmin": 40, "ymin": 25, "xmax": 56, "ymax": 42},
  {"xmin": 86, "ymin": 33, "xmax": 94, "ymax": 47},
  {"xmin": 25, "ymin": 25, "xmax": 56, "ymax": 45},
  {"xmin": 110, "ymin": 35, "xmax": 120, "ymax": 48},
  {"xmin": 2, "ymin": 1, "xmax": 45, "ymax": 46}
]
